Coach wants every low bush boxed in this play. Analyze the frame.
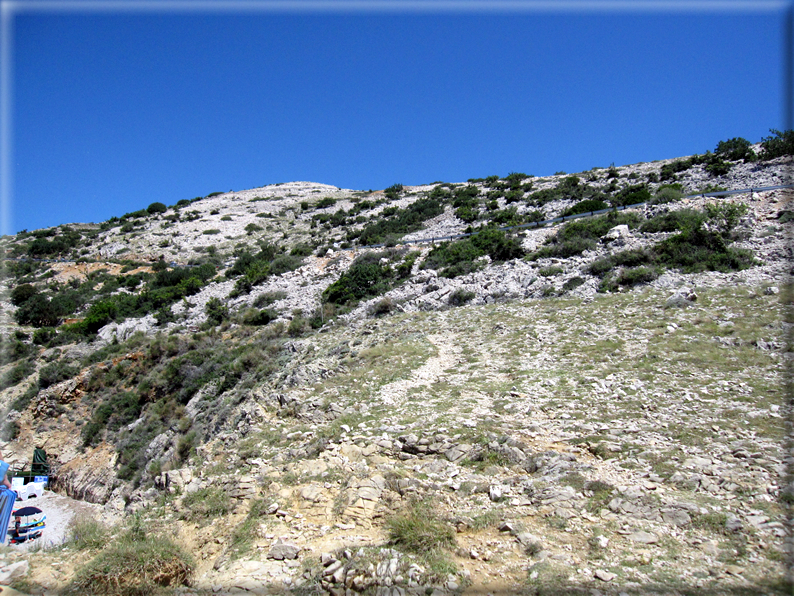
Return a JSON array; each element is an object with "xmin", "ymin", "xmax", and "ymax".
[
  {"xmin": 562, "ymin": 276, "xmax": 585, "ymax": 292},
  {"xmin": 532, "ymin": 212, "xmax": 641, "ymax": 260},
  {"xmin": 370, "ymin": 297, "xmax": 396, "ymax": 315},
  {"xmin": 67, "ymin": 516, "xmax": 109, "ymax": 550},
  {"xmin": 448, "ymin": 288, "xmax": 475, "ymax": 306},
  {"xmin": 14, "ymin": 294, "xmax": 61, "ymax": 328},
  {"xmin": 384, "ymin": 183, "xmax": 404, "ymax": 200},
  {"xmin": 180, "ymin": 487, "xmax": 232, "ymax": 523},
  {"xmin": 599, "ymin": 266, "xmax": 660, "ymax": 292},
  {"xmin": 386, "ymin": 500, "xmax": 456, "ymax": 555},
  {"xmin": 659, "ymin": 157, "xmax": 696, "ymax": 181},
  {"xmin": 0, "ymin": 339, "xmax": 34, "ymax": 365},
  {"xmin": 759, "ymin": 129, "xmax": 794, "ymax": 160},
  {"xmin": 651, "ymin": 185, "xmax": 684, "ymax": 205},
  {"xmin": 715, "ymin": 137, "xmax": 756, "ymax": 161},
  {"xmin": 612, "ymin": 184, "xmax": 651, "ymax": 207},
  {"xmin": 323, "ymin": 253, "xmax": 393, "ymax": 306},
  {"xmin": 10, "ymin": 283, "xmax": 37, "ymax": 306},
  {"xmin": 287, "ymin": 314, "xmax": 307, "ymax": 337},
  {"xmin": 655, "ymin": 227, "xmax": 754, "ymax": 273},
  {"xmin": 562, "ymin": 199, "xmax": 608, "ymax": 217},
  {"xmin": 253, "ymin": 291, "xmax": 286, "ymax": 308},
  {"xmin": 704, "ymin": 202, "xmax": 748, "ymax": 239},
  {"xmin": 538, "ymin": 265, "xmax": 564, "ymax": 277},
  {"xmin": 0, "ymin": 360, "xmax": 35, "ymax": 390},
  {"xmin": 146, "ymin": 202, "xmax": 167, "ymax": 214},
  {"xmin": 240, "ymin": 308, "xmax": 277, "ymax": 326},
  {"xmin": 65, "ymin": 530, "xmax": 193, "ymax": 595},
  {"xmin": 353, "ymin": 198, "xmax": 444, "ymax": 245},
  {"xmin": 38, "ymin": 360, "xmax": 80, "ymax": 389},
  {"xmin": 32, "ymin": 327, "xmax": 57, "ymax": 345},
  {"xmin": 205, "ymin": 297, "xmax": 229, "ymax": 326},
  {"xmin": 422, "ymin": 229, "xmax": 523, "ymax": 278},
  {"xmin": 640, "ymin": 209, "xmax": 704, "ymax": 233}
]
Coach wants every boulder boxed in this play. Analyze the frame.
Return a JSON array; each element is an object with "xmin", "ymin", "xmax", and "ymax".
[
  {"xmin": 268, "ymin": 540, "xmax": 300, "ymax": 560},
  {"xmin": 665, "ymin": 287, "xmax": 697, "ymax": 308}
]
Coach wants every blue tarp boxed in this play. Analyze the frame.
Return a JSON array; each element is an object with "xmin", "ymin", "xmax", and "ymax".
[{"xmin": 0, "ymin": 487, "xmax": 16, "ymax": 544}]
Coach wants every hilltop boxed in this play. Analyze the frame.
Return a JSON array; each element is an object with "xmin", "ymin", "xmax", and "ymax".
[{"xmin": 0, "ymin": 132, "xmax": 791, "ymax": 595}]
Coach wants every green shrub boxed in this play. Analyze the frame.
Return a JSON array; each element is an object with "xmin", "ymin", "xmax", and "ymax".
[
  {"xmin": 562, "ymin": 276, "xmax": 585, "ymax": 292},
  {"xmin": 287, "ymin": 315, "xmax": 306, "ymax": 337},
  {"xmin": 240, "ymin": 308, "xmax": 277, "ymax": 326},
  {"xmin": 455, "ymin": 205, "xmax": 479, "ymax": 223},
  {"xmin": 651, "ymin": 185, "xmax": 684, "ymax": 205},
  {"xmin": 386, "ymin": 500, "xmax": 456, "ymax": 555},
  {"xmin": 67, "ymin": 517, "xmax": 109, "ymax": 550},
  {"xmin": 490, "ymin": 207, "xmax": 523, "ymax": 226},
  {"xmin": 181, "ymin": 487, "xmax": 232, "ymax": 523},
  {"xmin": 290, "ymin": 243, "xmax": 313, "ymax": 256},
  {"xmin": 448, "ymin": 288, "xmax": 475, "ymax": 306},
  {"xmin": 715, "ymin": 137, "xmax": 756, "ymax": 161},
  {"xmin": 316, "ymin": 197, "xmax": 336, "ymax": 209},
  {"xmin": 203, "ymin": 229, "xmax": 221, "ymax": 235},
  {"xmin": 65, "ymin": 531, "xmax": 193, "ymax": 595},
  {"xmin": 245, "ymin": 223, "xmax": 263, "ymax": 234},
  {"xmin": 640, "ymin": 209, "xmax": 704, "ymax": 233},
  {"xmin": 612, "ymin": 184, "xmax": 651, "ymax": 207},
  {"xmin": 177, "ymin": 430, "xmax": 197, "ymax": 461},
  {"xmin": 14, "ymin": 294, "xmax": 60, "ymax": 327},
  {"xmin": 354, "ymin": 198, "xmax": 444, "ymax": 245},
  {"xmin": 371, "ymin": 297, "xmax": 396, "ymax": 315},
  {"xmin": 146, "ymin": 202, "xmax": 167, "ymax": 214},
  {"xmin": 599, "ymin": 266, "xmax": 660, "ymax": 292},
  {"xmin": 10, "ymin": 283, "xmax": 37, "ymax": 306},
  {"xmin": 423, "ymin": 229, "xmax": 524, "ymax": 278},
  {"xmin": 253, "ymin": 291, "xmax": 286, "ymax": 308},
  {"xmin": 704, "ymin": 159, "xmax": 731, "ymax": 177},
  {"xmin": 32, "ymin": 327, "xmax": 57, "ymax": 345},
  {"xmin": 562, "ymin": 199, "xmax": 608, "ymax": 217},
  {"xmin": 384, "ymin": 183, "xmax": 404, "ymax": 200},
  {"xmin": 538, "ymin": 265, "xmax": 564, "ymax": 277},
  {"xmin": 655, "ymin": 227, "xmax": 754, "ymax": 273},
  {"xmin": 704, "ymin": 202, "xmax": 748, "ymax": 238},
  {"xmin": 659, "ymin": 158, "xmax": 697, "ymax": 181},
  {"xmin": 323, "ymin": 252, "xmax": 394, "ymax": 306},
  {"xmin": 205, "ymin": 298, "xmax": 229, "ymax": 326},
  {"xmin": 532, "ymin": 212, "xmax": 641, "ymax": 259},
  {"xmin": 38, "ymin": 360, "xmax": 80, "ymax": 389},
  {"xmin": 759, "ymin": 129, "xmax": 794, "ymax": 160},
  {"xmin": 0, "ymin": 360, "xmax": 35, "ymax": 390},
  {"xmin": 269, "ymin": 254, "xmax": 303, "ymax": 276}
]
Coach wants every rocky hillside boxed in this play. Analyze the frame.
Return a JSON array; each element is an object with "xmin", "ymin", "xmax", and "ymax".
[{"xmin": 0, "ymin": 133, "xmax": 791, "ymax": 594}]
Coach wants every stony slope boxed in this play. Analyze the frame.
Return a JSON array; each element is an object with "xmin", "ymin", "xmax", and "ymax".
[{"xmin": 0, "ymin": 140, "xmax": 791, "ymax": 594}]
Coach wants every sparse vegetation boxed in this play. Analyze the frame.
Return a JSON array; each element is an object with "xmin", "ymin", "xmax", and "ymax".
[{"xmin": 65, "ymin": 525, "xmax": 193, "ymax": 595}]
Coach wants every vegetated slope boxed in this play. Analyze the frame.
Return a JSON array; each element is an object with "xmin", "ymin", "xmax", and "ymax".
[{"xmin": 0, "ymin": 132, "xmax": 791, "ymax": 595}]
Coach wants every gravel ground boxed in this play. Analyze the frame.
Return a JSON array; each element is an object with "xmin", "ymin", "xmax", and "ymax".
[{"xmin": 5, "ymin": 490, "xmax": 117, "ymax": 552}]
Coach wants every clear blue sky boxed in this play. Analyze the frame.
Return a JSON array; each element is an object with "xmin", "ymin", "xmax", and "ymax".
[{"xmin": 5, "ymin": 1, "xmax": 791, "ymax": 233}]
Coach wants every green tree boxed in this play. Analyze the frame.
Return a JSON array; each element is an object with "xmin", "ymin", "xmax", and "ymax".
[
  {"xmin": 760, "ymin": 129, "xmax": 794, "ymax": 160},
  {"xmin": 715, "ymin": 137, "xmax": 755, "ymax": 161},
  {"xmin": 205, "ymin": 297, "xmax": 229, "ymax": 326},
  {"xmin": 14, "ymin": 294, "xmax": 60, "ymax": 327}
]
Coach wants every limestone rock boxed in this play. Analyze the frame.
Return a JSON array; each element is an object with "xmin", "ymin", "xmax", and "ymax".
[{"xmin": 268, "ymin": 540, "xmax": 300, "ymax": 560}]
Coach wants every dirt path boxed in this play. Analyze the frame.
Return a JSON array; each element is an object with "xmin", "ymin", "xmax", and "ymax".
[{"xmin": 374, "ymin": 327, "xmax": 461, "ymax": 406}]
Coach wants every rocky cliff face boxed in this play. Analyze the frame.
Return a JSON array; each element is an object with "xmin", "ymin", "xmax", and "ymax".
[{"xmin": 0, "ymin": 147, "xmax": 791, "ymax": 594}]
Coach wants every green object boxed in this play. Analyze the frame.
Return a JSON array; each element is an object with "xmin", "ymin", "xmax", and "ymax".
[{"xmin": 31, "ymin": 448, "xmax": 48, "ymax": 475}]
